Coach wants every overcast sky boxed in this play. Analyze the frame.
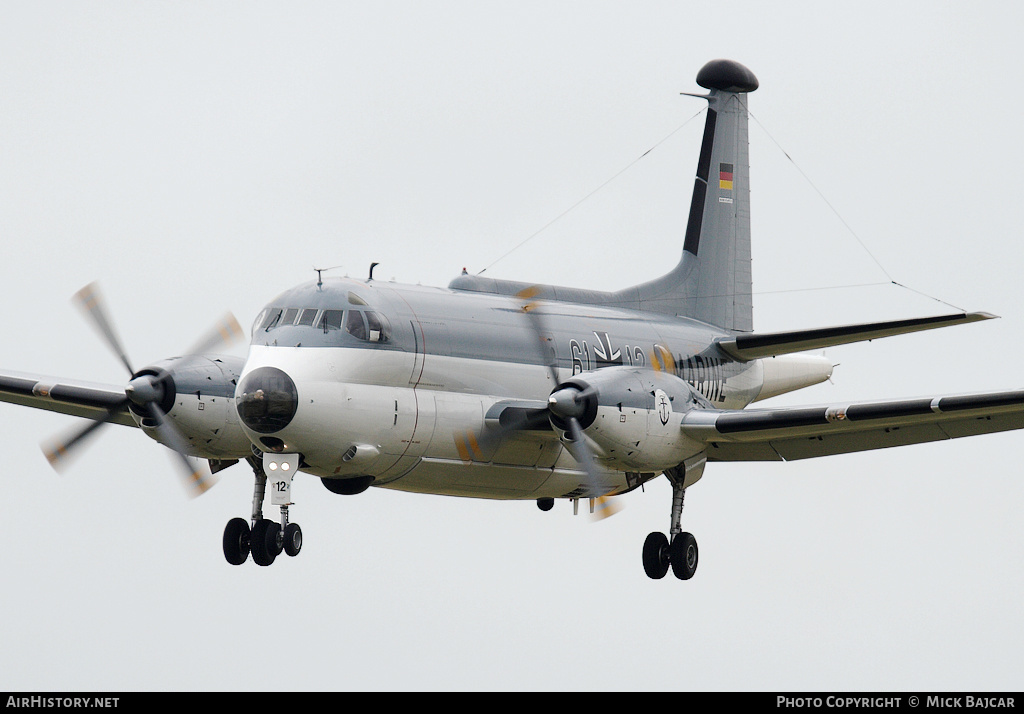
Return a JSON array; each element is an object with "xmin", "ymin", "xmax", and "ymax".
[{"xmin": 2, "ymin": 1, "xmax": 1023, "ymax": 692}]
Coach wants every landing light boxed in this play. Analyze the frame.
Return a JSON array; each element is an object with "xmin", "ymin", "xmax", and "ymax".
[{"xmin": 268, "ymin": 462, "xmax": 278, "ymax": 471}]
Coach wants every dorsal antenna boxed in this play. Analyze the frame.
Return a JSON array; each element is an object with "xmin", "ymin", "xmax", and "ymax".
[{"xmin": 313, "ymin": 264, "xmax": 345, "ymax": 290}]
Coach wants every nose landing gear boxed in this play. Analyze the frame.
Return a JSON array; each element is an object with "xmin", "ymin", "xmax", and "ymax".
[{"xmin": 222, "ymin": 452, "xmax": 304, "ymax": 566}]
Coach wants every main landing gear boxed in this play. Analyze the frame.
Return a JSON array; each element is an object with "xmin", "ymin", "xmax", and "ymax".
[
  {"xmin": 222, "ymin": 452, "xmax": 304, "ymax": 567},
  {"xmin": 642, "ymin": 470, "xmax": 698, "ymax": 580}
]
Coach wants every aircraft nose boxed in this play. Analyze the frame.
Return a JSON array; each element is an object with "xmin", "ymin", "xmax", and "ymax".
[{"xmin": 236, "ymin": 366, "xmax": 298, "ymax": 434}]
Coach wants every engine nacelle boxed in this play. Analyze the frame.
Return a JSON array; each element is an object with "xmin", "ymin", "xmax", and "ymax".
[
  {"xmin": 130, "ymin": 355, "xmax": 253, "ymax": 460},
  {"xmin": 552, "ymin": 367, "xmax": 708, "ymax": 472}
]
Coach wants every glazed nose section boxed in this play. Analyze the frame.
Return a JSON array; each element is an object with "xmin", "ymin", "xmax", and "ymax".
[{"xmin": 236, "ymin": 366, "xmax": 299, "ymax": 434}]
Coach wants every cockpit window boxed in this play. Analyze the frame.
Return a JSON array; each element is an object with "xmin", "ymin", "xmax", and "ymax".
[
  {"xmin": 365, "ymin": 311, "xmax": 389, "ymax": 343},
  {"xmin": 297, "ymin": 308, "xmax": 318, "ymax": 327},
  {"xmin": 335, "ymin": 310, "xmax": 390, "ymax": 343},
  {"xmin": 260, "ymin": 308, "xmax": 282, "ymax": 331},
  {"xmin": 318, "ymin": 309, "xmax": 344, "ymax": 332},
  {"xmin": 251, "ymin": 309, "xmax": 267, "ymax": 335},
  {"xmin": 253, "ymin": 304, "xmax": 389, "ymax": 344},
  {"xmin": 345, "ymin": 310, "xmax": 367, "ymax": 340}
]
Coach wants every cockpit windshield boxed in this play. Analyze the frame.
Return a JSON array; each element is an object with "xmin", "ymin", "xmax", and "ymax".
[
  {"xmin": 252, "ymin": 305, "xmax": 389, "ymax": 344},
  {"xmin": 257, "ymin": 308, "xmax": 282, "ymax": 331},
  {"xmin": 317, "ymin": 309, "xmax": 344, "ymax": 332}
]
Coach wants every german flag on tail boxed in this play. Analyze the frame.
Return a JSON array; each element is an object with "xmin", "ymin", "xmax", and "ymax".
[{"xmin": 719, "ymin": 163, "xmax": 733, "ymax": 190}]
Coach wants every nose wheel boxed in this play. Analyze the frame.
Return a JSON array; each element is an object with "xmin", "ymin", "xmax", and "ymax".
[
  {"xmin": 222, "ymin": 452, "xmax": 304, "ymax": 566},
  {"xmin": 223, "ymin": 517, "xmax": 251, "ymax": 565}
]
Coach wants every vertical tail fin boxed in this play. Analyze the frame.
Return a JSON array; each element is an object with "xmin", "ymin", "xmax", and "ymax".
[{"xmin": 614, "ymin": 59, "xmax": 757, "ymax": 332}]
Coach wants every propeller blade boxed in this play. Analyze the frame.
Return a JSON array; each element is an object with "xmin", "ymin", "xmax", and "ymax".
[
  {"xmin": 453, "ymin": 428, "xmax": 487, "ymax": 463},
  {"xmin": 144, "ymin": 402, "xmax": 217, "ymax": 497},
  {"xmin": 649, "ymin": 344, "xmax": 673, "ymax": 373},
  {"xmin": 565, "ymin": 416, "xmax": 600, "ymax": 484},
  {"xmin": 511, "ymin": 288, "xmax": 620, "ymax": 518},
  {"xmin": 591, "ymin": 495, "xmax": 622, "ymax": 520},
  {"xmin": 454, "ymin": 404, "xmax": 551, "ymax": 465},
  {"xmin": 516, "ymin": 286, "xmax": 560, "ymax": 386},
  {"xmin": 56, "ymin": 281, "xmax": 234, "ymax": 496},
  {"xmin": 40, "ymin": 403, "xmax": 128, "ymax": 472},
  {"xmin": 565, "ymin": 416, "xmax": 622, "ymax": 521},
  {"xmin": 73, "ymin": 282, "xmax": 135, "ymax": 377},
  {"xmin": 182, "ymin": 312, "xmax": 244, "ymax": 356}
]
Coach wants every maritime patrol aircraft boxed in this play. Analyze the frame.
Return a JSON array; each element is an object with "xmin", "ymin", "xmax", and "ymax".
[{"xmin": 1, "ymin": 59, "xmax": 1017, "ymax": 580}]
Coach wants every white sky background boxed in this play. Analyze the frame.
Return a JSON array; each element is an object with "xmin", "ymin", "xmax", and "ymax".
[{"xmin": 1, "ymin": 0, "xmax": 1022, "ymax": 692}]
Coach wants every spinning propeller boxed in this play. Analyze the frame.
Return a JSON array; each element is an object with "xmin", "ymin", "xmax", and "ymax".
[
  {"xmin": 41, "ymin": 282, "xmax": 243, "ymax": 497},
  {"xmin": 442, "ymin": 286, "xmax": 623, "ymax": 518},
  {"xmin": 518, "ymin": 287, "xmax": 621, "ymax": 519}
]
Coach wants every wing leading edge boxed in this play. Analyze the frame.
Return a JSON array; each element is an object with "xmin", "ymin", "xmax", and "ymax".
[
  {"xmin": 0, "ymin": 370, "xmax": 135, "ymax": 427},
  {"xmin": 682, "ymin": 389, "xmax": 1024, "ymax": 461}
]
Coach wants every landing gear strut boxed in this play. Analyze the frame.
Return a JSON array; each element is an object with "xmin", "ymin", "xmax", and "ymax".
[
  {"xmin": 643, "ymin": 461, "xmax": 701, "ymax": 581},
  {"xmin": 222, "ymin": 452, "xmax": 303, "ymax": 566}
]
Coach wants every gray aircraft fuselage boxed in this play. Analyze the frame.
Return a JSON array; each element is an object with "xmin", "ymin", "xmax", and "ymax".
[
  {"xmin": 229, "ymin": 274, "xmax": 796, "ymax": 502},
  {"xmin": 254, "ymin": 276, "xmax": 753, "ymax": 407}
]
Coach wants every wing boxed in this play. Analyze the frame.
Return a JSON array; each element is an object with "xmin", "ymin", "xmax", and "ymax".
[
  {"xmin": 0, "ymin": 369, "xmax": 135, "ymax": 427},
  {"xmin": 681, "ymin": 389, "xmax": 1024, "ymax": 461}
]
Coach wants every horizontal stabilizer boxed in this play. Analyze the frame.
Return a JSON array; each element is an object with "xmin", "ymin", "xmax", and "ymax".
[{"xmin": 717, "ymin": 312, "xmax": 996, "ymax": 361}]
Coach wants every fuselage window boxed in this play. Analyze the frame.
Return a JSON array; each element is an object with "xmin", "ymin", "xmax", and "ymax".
[
  {"xmin": 281, "ymin": 308, "xmax": 299, "ymax": 326},
  {"xmin": 365, "ymin": 311, "xmax": 389, "ymax": 343},
  {"xmin": 345, "ymin": 310, "xmax": 367, "ymax": 340},
  {"xmin": 318, "ymin": 309, "xmax": 344, "ymax": 332},
  {"xmin": 296, "ymin": 308, "xmax": 318, "ymax": 327},
  {"xmin": 260, "ymin": 308, "xmax": 282, "ymax": 331}
]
